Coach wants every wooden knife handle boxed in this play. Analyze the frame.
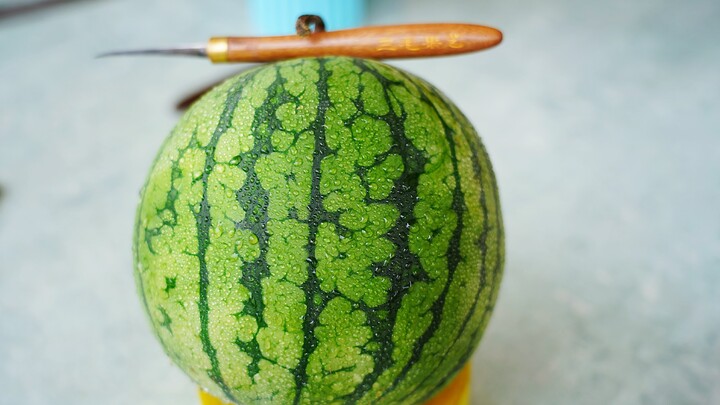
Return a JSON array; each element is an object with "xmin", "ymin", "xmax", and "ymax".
[{"xmin": 207, "ymin": 23, "xmax": 502, "ymax": 63}]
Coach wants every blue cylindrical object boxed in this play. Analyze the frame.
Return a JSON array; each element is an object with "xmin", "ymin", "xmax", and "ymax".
[{"xmin": 248, "ymin": 0, "xmax": 366, "ymax": 36}]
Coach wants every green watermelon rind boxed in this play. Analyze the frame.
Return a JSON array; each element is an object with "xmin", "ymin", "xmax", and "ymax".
[{"xmin": 133, "ymin": 57, "xmax": 504, "ymax": 405}]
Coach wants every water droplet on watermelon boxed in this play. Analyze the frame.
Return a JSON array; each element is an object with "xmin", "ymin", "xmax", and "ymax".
[{"xmin": 215, "ymin": 165, "xmax": 225, "ymax": 173}]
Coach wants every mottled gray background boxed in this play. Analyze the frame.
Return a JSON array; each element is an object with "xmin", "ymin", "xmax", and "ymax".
[{"xmin": 1, "ymin": 0, "xmax": 718, "ymax": 404}]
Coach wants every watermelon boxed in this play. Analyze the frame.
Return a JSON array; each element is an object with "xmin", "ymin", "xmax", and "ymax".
[{"xmin": 133, "ymin": 57, "xmax": 504, "ymax": 404}]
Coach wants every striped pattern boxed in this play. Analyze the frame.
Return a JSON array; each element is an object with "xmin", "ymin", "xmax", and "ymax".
[{"xmin": 134, "ymin": 57, "xmax": 504, "ymax": 405}]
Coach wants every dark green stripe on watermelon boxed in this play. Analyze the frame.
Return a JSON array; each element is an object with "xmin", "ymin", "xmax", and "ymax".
[
  {"xmin": 229, "ymin": 67, "xmax": 287, "ymax": 380},
  {"xmin": 292, "ymin": 58, "xmax": 334, "ymax": 405},
  {"xmin": 394, "ymin": 78, "xmax": 505, "ymax": 404},
  {"xmin": 366, "ymin": 66, "xmax": 470, "ymax": 403},
  {"xmin": 133, "ymin": 57, "xmax": 504, "ymax": 405},
  {"xmin": 339, "ymin": 60, "xmax": 427, "ymax": 403},
  {"xmin": 194, "ymin": 70, "xmax": 261, "ymax": 404}
]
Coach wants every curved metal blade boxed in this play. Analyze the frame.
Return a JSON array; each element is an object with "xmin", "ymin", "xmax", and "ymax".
[{"xmin": 96, "ymin": 44, "xmax": 207, "ymax": 58}]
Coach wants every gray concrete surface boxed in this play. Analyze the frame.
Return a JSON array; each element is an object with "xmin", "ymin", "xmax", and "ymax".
[{"xmin": 1, "ymin": 0, "xmax": 718, "ymax": 404}]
